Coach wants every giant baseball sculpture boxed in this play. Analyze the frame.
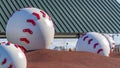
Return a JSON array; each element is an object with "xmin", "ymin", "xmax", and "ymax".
[
  {"xmin": 6, "ymin": 7, "xmax": 55, "ymax": 51},
  {"xmin": 0, "ymin": 42, "xmax": 27, "ymax": 68},
  {"xmin": 103, "ymin": 34, "xmax": 115, "ymax": 52},
  {"xmin": 76, "ymin": 32, "xmax": 110, "ymax": 56}
]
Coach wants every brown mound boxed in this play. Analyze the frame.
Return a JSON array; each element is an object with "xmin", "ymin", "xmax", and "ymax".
[
  {"xmin": 26, "ymin": 49, "xmax": 120, "ymax": 68},
  {"xmin": 110, "ymin": 52, "xmax": 120, "ymax": 58}
]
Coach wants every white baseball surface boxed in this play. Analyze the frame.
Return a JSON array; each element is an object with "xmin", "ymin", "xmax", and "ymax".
[
  {"xmin": 0, "ymin": 42, "xmax": 27, "ymax": 68},
  {"xmin": 102, "ymin": 34, "xmax": 115, "ymax": 52},
  {"xmin": 76, "ymin": 32, "xmax": 110, "ymax": 56},
  {"xmin": 6, "ymin": 7, "xmax": 55, "ymax": 51}
]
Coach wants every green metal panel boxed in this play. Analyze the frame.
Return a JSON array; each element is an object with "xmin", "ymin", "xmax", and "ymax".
[{"xmin": 0, "ymin": 0, "xmax": 120, "ymax": 35}]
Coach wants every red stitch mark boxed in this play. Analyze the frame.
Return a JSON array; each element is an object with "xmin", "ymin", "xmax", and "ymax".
[
  {"xmin": 83, "ymin": 36, "xmax": 88, "ymax": 41},
  {"xmin": 2, "ymin": 58, "xmax": 7, "ymax": 65},
  {"xmin": 6, "ymin": 42, "xmax": 10, "ymax": 45},
  {"xmin": 20, "ymin": 38, "xmax": 30, "ymax": 44},
  {"xmin": 93, "ymin": 43, "xmax": 99, "ymax": 48},
  {"xmin": 8, "ymin": 64, "xmax": 13, "ymax": 68},
  {"xmin": 32, "ymin": 12, "xmax": 40, "ymax": 19},
  {"xmin": 19, "ymin": 46, "xmax": 27, "ymax": 52},
  {"xmin": 88, "ymin": 39, "xmax": 93, "ymax": 44},
  {"xmin": 40, "ymin": 10, "xmax": 46, "ymax": 17},
  {"xmin": 14, "ymin": 44, "xmax": 19, "ymax": 48},
  {"xmin": 97, "ymin": 49, "xmax": 103, "ymax": 54},
  {"xmin": 27, "ymin": 19, "xmax": 36, "ymax": 26},
  {"xmin": 23, "ymin": 29, "xmax": 33, "ymax": 34}
]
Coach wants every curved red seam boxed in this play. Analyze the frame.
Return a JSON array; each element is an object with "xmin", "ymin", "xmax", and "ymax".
[
  {"xmin": 20, "ymin": 38, "xmax": 30, "ymax": 44},
  {"xmin": 14, "ymin": 44, "xmax": 19, "ymax": 48},
  {"xmin": 83, "ymin": 36, "xmax": 88, "ymax": 41},
  {"xmin": 32, "ymin": 12, "xmax": 40, "ymax": 19},
  {"xmin": 2, "ymin": 58, "xmax": 7, "ymax": 65},
  {"xmin": 88, "ymin": 39, "xmax": 93, "ymax": 44},
  {"xmin": 93, "ymin": 43, "xmax": 99, "ymax": 48},
  {"xmin": 6, "ymin": 42, "xmax": 10, "ymax": 45},
  {"xmin": 27, "ymin": 19, "xmax": 36, "ymax": 26},
  {"xmin": 8, "ymin": 64, "xmax": 13, "ymax": 68},
  {"xmin": 40, "ymin": 10, "xmax": 46, "ymax": 17},
  {"xmin": 23, "ymin": 29, "xmax": 33, "ymax": 34},
  {"xmin": 97, "ymin": 49, "xmax": 103, "ymax": 54},
  {"xmin": 19, "ymin": 46, "xmax": 27, "ymax": 52}
]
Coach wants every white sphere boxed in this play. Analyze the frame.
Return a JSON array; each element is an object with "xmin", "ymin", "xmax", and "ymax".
[
  {"xmin": 76, "ymin": 32, "xmax": 110, "ymax": 56},
  {"xmin": 0, "ymin": 42, "xmax": 27, "ymax": 68},
  {"xmin": 102, "ymin": 34, "xmax": 115, "ymax": 52},
  {"xmin": 6, "ymin": 7, "xmax": 55, "ymax": 51}
]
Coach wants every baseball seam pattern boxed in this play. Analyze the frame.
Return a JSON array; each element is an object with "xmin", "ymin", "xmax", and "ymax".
[
  {"xmin": 1, "ymin": 58, "xmax": 7, "ymax": 65},
  {"xmin": 32, "ymin": 12, "xmax": 40, "ymax": 19},
  {"xmin": 1, "ymin": 58, "xmax": 13, "ymax": 68},
  {"xmin": 40, "ymin": 11, "xmax": 46, "ymax": 17},
  {"xmin": 23, "ymin": 29, "xmax": 33, "ymax": 34},
  {"xmin": 82, "ymin": 35, "xmax": 103, "ymax": 54},
  {"xmin": 8, "ymin": 64, "xmax": 13, "ymax": 68},
  {"xmin": 27, "ymin": 20, "xmax": 36, "ymax": 26},
  {"xmin": 0, "ymin": 42, "xmax": 14, "ymax": 68},
  {"xmin": 18, "ymin": 9, "xmax": 50, "ymax": 51},
  {"xmin": 0, "ymin": 42, "xmax": 27, "ymax": 68}
]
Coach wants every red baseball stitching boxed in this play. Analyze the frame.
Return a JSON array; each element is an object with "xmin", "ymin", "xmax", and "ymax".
[
  {"xmin": 6, "ymin": 42, "xmax": 10, "ymax": 45},
  {"xmin": 27, "ymin": 19, "xmax": 36, "ymax": 26},
  {"xmin": 22, "ymin": 12, "xmax": 40, "ymax": 45},
  {"xmin": 32, "ymin": 12, "xmax": 40, "ymax": 19},
  {"xmin": 93, "ymin": 43, "xmax": 99, "ymax": 48},
  {"xmin": 23, "ymin": 29, "xmax": 33, "ymax": 34},
  {"xmin": 97, "ymin": 49, "xmax": 103, "ymax": 54},
  {"xmin": 1, "ymin": 58, "xmax": 13, "ymax": 68},
  {"xmin": 83, "ymin": 36, "xmax": 88, "ymax": 41},
  {"xmin": 2, "ymin": 58, "xmax": 7, "ymax": 65},
  {"xmin": 19, "ymin": 46, "xmax": 27, "ymax": 52},
  {"xmin": 40, "ymin": 10, "xmax": 46, "ymax": 17},
  {"xmin": 83, "ymin": 35, "xmax": 103, "ymax": 54},
  {"xmin": 8, "ymin": 64, "xmax": 13, "ymax": 68},
  {"xmin": 14, "ymin": 44, "xmax": 19, "ymax": 48},
  {"xmin": 88, "ymin": 39, "xmax": 93, "ymax": 44},
  {"xmin": 20, "ymin": 38, "xmax": 30, "ymax": 44}
]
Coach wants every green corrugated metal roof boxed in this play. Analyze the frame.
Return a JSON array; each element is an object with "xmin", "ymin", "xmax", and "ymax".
[{"xmin": 0, "ymin": 0, "xmax": 120, "ymax": 35}]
